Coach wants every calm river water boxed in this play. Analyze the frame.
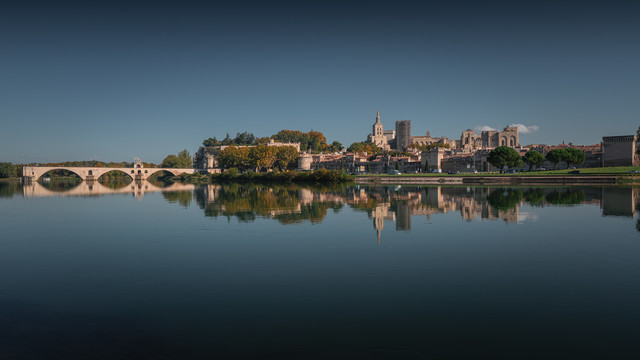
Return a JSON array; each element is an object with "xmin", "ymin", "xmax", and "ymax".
[{"xmin": 1, "ymin": 181, "xmax": 639, "ymax": 359}]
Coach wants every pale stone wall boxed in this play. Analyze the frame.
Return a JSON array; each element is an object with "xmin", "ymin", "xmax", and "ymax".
[
  {"xmin": 460, "ymin": 127, "xmax": 518, "ymax": 150},
  {"xmin": 297, "ymin": 154, "xmax": 313, "ymax": 170},
  {"xmin": 603, "ymin": 135, "xmax": 637, "ymax": 167},
  {"xmin": 421, "ymin": 148, "xmax": 444, "ymax": 171}
]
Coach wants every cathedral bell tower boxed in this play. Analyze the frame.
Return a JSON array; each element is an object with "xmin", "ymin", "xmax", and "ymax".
[{"xmin": 373, "ymin": 110, "xmax": 383, "ymax": 137}]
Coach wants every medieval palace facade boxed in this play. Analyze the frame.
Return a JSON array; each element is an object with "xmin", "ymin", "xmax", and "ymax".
[{"xmin": 366, "ymin": 111, "xmax": 519, "ymax": 152}]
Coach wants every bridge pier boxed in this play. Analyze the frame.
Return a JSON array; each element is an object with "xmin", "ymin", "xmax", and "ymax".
[{"xmin": 22, "ymin": 176, "xmax": 36, "ymax": 184}]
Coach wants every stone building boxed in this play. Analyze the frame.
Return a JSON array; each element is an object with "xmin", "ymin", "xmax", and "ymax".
[
  {"xmin": 193, "ymin": 147, "xmax": 218, "ymax": 170},
  {"xmin": 410, "ymin": 131, "xmax": 455, "ymax": 149},
  {"xmin": 460, "ymin": 126, "xmax": 519, "ymax": 151},
  {"xmin": 194, "ymin": 139, "xmax": 301, "ymax": 171},
  {"xmin": 602, "ymin": 135, "xmax": 638, "ymax": 167},
  {"xmin": 365, "ymin": 112, "xmax": 516, "ymax": 153},
  {"xmin": 366, "ymin": 111, "xmax": 393, "ymax": 151},
  {"xmin": 297, "ymin": 153, "xmax": 313, "ymax": 171},
  {"xmin": 219, "ymin": 139, "xmax": 300, "ymax": 152},
  {"xmin": 422, "ymin": 148, "xmax": 496, "ymax": 172},
  {"xmin": 395, "ymin": 120, "xmax": 412, "ymax": 151}
]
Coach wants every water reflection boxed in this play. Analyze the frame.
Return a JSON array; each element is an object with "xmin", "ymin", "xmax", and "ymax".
[
  {"xmin": 0, "ymin": 182, "xmax": 21, "ymax": 198},
  {"xmin": 191, "ymin": 184, "xmax": 640, "ymax": 240},
  {"xmin": 7, "ymin": 181, "xmax": 640, "ymax": 235},
  {"xmin": 18, "ymin": 180, "xmax": 195, "ymax": 200}
]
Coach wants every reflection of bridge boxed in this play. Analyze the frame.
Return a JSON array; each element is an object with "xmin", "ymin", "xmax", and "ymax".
[
  {"xmin": 22, "ymin": 159, "xmax": 195, "ymax": 182},
  {"xmin": 23, "ymin": 180, "xmax": 195, "ymax": 200}
]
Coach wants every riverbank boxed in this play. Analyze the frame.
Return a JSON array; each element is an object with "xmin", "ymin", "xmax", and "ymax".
[
  {"xmin": 179, "ymin": 169, "xmax": 354, "ymax": 184},
  {"xmin": 355, "ymin": 174, "xmax": 634, "ymax": 185}
]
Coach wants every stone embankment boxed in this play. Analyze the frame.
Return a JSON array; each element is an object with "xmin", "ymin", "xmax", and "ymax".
[{"xmin": 355, "ymin": 175, "xmax": 620, "ymax": 185}]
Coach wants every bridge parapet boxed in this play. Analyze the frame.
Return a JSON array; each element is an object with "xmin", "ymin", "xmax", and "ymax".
[{"xmin": 22, "ymin": 166, "xmax": 195, "ymax": 181}]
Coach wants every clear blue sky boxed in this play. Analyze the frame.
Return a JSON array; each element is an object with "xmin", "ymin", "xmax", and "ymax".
[{"xmin": 1, "ymin": 0, "xmax": 638, "ymax": 164}]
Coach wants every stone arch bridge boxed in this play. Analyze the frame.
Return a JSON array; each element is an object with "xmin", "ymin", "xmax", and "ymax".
[{"xmin": 23, "ymin": 166, "xmax": 196, "ymax": 182}]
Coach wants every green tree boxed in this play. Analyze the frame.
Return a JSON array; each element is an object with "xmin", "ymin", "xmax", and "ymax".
[
  {"xmin": 218, "ymin": 146, "xmax": 251, "ymax": 171},
  {"xmin": 487, "ymin": 146, "xmax": 523, "ymax": 172},
  {"xmin": 564, "ymin": 148, "xmax": 585, "ymax": 169},
  {"xmin": 272, "ymin": 130, "xmax": 329, "ymax": 153},
  {"xmin": 161, "ymin": 155, "xmax": 180, "ymax": 168},
  {"xmin": 347, "ymin": 142, "xmax": 382, "ymax": 155},
  {"xmin": 546, "ymin": 149, "xmax": 568, "ymax": 170},
  {"xmin": 0, "ymin": 162, "xmax": 16, "ymax": 178},
  {"xmin": 161, "ymin": 150, "xmax": 192, "ymax": 168},
  {"xmin": 177, "ymin": 149, "xmax": 193, "ymax": 168},
  {"xmin": 233, "ymin": 132, "xmax": 256, "ymax": 145},
  {"xmin": 523, "ymin": 150, "xmax": 545, "ymax": 171},
  {"xmin": 330, "ymin": 141, "xmax": 344, "ymax": 152},
  {"xmin": 249, "ymin": 145, "xmax": 277, "ymax": 171},
  {"xmin": 275, "ymin": 146, "xmax": 299, "ymax": 171},
  {"xmin": 256, "ymin": 137, "xmax": 272, "ymax": 145},
  {"xmin": 203, "ymin": 137, "xmax": 219, "ymax": 147}
]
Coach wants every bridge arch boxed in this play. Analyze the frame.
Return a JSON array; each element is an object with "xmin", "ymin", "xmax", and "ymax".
[
  {"xmin": 96, "ymin": 169, "xmax": 134, "ymax": 182},
  {"xmin": 146, "ymin": 168, "xmax": 181, "ymax": 178},
  {"xmin": 39, "ymin": 168, "xmax": 85, "ymax": 181}
]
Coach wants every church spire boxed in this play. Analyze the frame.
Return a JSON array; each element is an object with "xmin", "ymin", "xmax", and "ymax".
[{"xmin": 375, "ymin": 110, "xmax": 380, "ymax": 123}]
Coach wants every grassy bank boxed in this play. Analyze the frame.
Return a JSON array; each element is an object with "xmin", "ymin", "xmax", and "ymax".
[
  {"xmin": 358, "ymin": 166, "xmax": 640, "ymax": 177},
  {"xmin": 179, "ymin": 169, "xmax": 354, "ymax": 184}
]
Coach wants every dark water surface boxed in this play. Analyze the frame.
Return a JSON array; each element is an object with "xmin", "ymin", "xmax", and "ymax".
[{"xmin": 1, "ymin": 182, "xmax": 640, "ymax": 359}]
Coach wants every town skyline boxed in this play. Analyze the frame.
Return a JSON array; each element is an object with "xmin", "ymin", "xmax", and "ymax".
[{"xmin": 1, "ymin": 0, "xmax": 638, "ymax": 164}]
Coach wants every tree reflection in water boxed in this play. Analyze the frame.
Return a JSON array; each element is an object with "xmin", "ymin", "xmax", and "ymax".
[
  {"xmin": 487, "ymin": 188, "xmax": 524, "ymax": 211},
  {"xmin": 545, "ymin": 189, "xmax": 586, "ymax": 206},
  {"xmin": 162, "ymin": 191, "xmax": 193, "ymax": 208},
  {"xmin": 194, "ymin": 184, "xmax": 347, "ymax": 224},
  {"xmin": 189, "ymin": 184, "xmax": 640, "ymax": 234},
  {"xmin": 0, "ymin": 182, "xmax": 20, "ymax": 198}
]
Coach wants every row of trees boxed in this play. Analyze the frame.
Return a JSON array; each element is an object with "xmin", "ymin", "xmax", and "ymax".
[
  {"xmin": 0, "ymin": 162, "xmax": 17, "ymax": 178},
  {"xmin": 202, "ymin": 130, "xmax": 343, "ymax": 153},
  {"xmin": 488, "ymin": 146, "xmax": 585, "ymax": 171},
  {"xmin": 217, "ymin": 145, "xmax": 299, "ymax": 172},
  {"xmin": 346, "ymin": 142, "xmax": 382, "ymax": 154},
  {"xmin": 203, "ymin": 132, "xmax": 269, "ymax": 147},
  {"xmin": 543, "ymin": 148, "xmax": 586, "ymax": 169}
]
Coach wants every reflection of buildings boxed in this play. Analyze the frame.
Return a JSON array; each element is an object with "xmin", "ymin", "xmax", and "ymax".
[
  {"xmin": 601, "ymin": 187, "xmax": 638, "ymax": 217},
  {"xmin": 366, "ymin": 187, "xmax": 522, "ymax": 243},
  {"xmin": 192, "ymin": 184, "xmax": 639, "ymax": 243},
  {"xmin": 372, "ymin": 204, "xmax": 395, "ymax": 244}
]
